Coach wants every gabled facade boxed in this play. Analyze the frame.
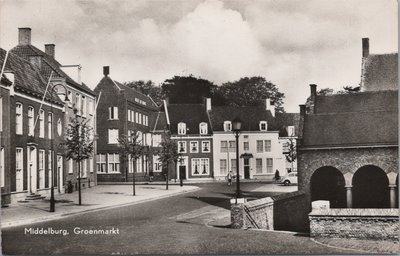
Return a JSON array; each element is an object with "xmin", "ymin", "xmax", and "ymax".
[
  {"xmin": 1, "ymin": 49, "xmax": 65, "ymax": 204},
  {"xmin": 94, "ymin": 67, "xmax": 168, "ymax": 182},
  {"xmin": 11, "ymin": 28, "xmax": 97, "ymax": 191}
]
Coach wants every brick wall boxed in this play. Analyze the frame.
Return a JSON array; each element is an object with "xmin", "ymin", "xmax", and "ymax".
[
  {"xmin": 231, "ymin": 191, "xmax": 309, "ymax": 232},
  {"xmin": 309, "ymin": 208, "xmax": 399, "ymax": 241}
]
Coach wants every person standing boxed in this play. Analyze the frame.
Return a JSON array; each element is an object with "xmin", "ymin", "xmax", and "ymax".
[
  {"xmin": 274, "ymin": 169, "xmax": 280, "ymax": 182},
  {"xmin": 227, "ymin": 171, "xmax": 233, "ymax": 185}
]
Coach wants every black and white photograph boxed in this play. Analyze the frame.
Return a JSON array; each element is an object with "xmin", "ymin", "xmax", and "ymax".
[{"xmin": 0, "ymin": 0, "xmax": 398, "ymax": 255}]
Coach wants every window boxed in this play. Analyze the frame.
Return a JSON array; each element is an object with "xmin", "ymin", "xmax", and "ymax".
[
  {"xmin": 199, "ymin": 122, "xmax": 208, "ymax": 135},
  {"xmin": 108, "ymin": 129, "xmax": 119, "ymax": 144},
  {"xmin": 138, "ymin": 113, "xmax": 142, "ymax": 124},
  {"xmin": 0, "ymin": 147, "xmax": 4, "ymax": 187},
  {"xmin": 223, "ymin": 121, "xmax": 232, "ymax": 131},
  {"xmin": 131, "ymin": 110, "xmax": 135, "ymax": 123},
  {"xmin": 259, "ymin": 121, "xmax": 267, "ymax": 131},
  {"xmin": 136, "ymin": 157, "xmax": 142, "ymax": 172},
  {"xmin": 48, "ymin": 150, "xmax": 53, "ymax": 188},
  {"xmin": 109, "ymin": 107, "xmax": 118, "ymax": 120},
  {"xmin": 230, "ymin": 159, "xmax": 237, "ymax": 173},
  {"xmin": 153, "ymin": 134, "xmax": 162, "ymax": 147},
  {"xmin": 220, "ymin": 159, "xmax": 227, "ymax": 176},
  {"xmin": 107, "ymin": 153, "xmax": 120, "ymax": 173},
  {"xmin": 97, "ymin": 154, "xmax": 106, "ymax": 173},
  {"xmin": 191, "ymin": 158, "xmax": 209, "ymax": 175},
  {"xmin": 178, "ymin": 122, "xmax": 186, "ymax": 135},
  {"xmin": 68, "ymin": 159, "xmax": 73, "ymax": 174},
  {"xmin": 143, "ymin": 115, "xmax": 148, "ymax": 126},
  {"xmin": 221, "ymin": 141, "xmax": 228, "ymax": 153},
  {"xmin": 128, "ymin": 155, "xmax": 134, "ymax": 173},
  {"xmin": 67, "ymin": 91, "xmax": 72, "ymax": 107},
  {"xmin": 16, "ymin": 103, "xmax": 23, "ymax": 134},
  {"xmin": 81, "ymin": 159, "xmax": 87, "ymax": 178},
  {"xmin": 228, "ymin": 140, "xmax": 236, "ymax": 152},
  {"xmin": 264, "ymin": 140, "xmax": 271, "ymax": 152},
  {"xmin": 244, "ymin": 141, "xmax": 249, "ymax": 151},
  {"xmin": 154, "ymin": 160, "xmax": 161, "ymax": 172},
  {"xmin": 28, "ymin": 106, "xmax": 34, "ymax": 136},
  {"xmin": 89, "ymin": 157, "xmax": 94, "ymax": 173},
  {"xmin": 57, "ymin": 119, "xmax": 62, "ymax": 136},
  {"xmin": 135, "ymin": 112, "xmax": 139, "ymax": 123},
  {"xmin": 75, "ymin": 93, "xmax": 81, "ymax": 114},
  {"xmin": 38, "ymin": 150, "xmax": 45, "ymax": 188},
  {"xmin": 0, "ymin": 97, "xmax": 2, "ymax": 132},
  {"xmin": 39, "ymin": 109, "xmax": 44, "ymax": 138},
  {"xmin": 256, "ymin": 158, "xmax": 263, "ymax": 173},
  {"xmin": 256, "ymin": 140, "xmax": 263, "ymax": 153},
  {"xmin": 48, "ymin": 113, "xmax": 53, "ymax": 139},
  {"xmin": 128, "ymin": 110, "xmax": 131, "ymax": 122},
  {"xmin": 81, "ymin": 95, "xmax": 87, "ymax": 116},
  {"xmin": 88, "ymin": 99, "xmax": 94, "ymax": 115},
  {"xmin": 190, "ymin": 141, "xmax": 198, "ymax": 153},
  {"xmin": 266, "ymin": 158, "xmax": 273, "ymax": 173},
  {"xmin": 178, "ymin": 141, "xmax": 187, "ymax": 153},
  {"xmin": 202, "ymin": 141, "xmax": 210, "ymax": 153},
  {"xmin": 287, "ymin": 126, "xmax": 295, "ymax": 136}
]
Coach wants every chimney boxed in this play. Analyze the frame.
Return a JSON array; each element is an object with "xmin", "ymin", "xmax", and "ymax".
[
  {"xmin": 205, "ymin": 98, "xmax": 211, "ymax": 111},
  {"xmin": 4, "ymin": 72, "xmax": 15, "ymax": 95},
  {"xmin": 362, "ymin": 38, "xmax": 369, "ymax": 58},
  {"xmin": 18, "ymin": 28, "xmax": 31, "ymax": 45},
  {"xmin": 309, "ymin": 84, "xmax": 317, "ymax": 114},
  {"xmin": 265, "ymin": 98, "xmax": 275, "ymax": 117},
  {"xmin": 45, "ymin": 44, "xmax": 55, "ymax": 58},
  {"xmin": 103, "ymin": 66, "xmax": 109, "ymax": 77}
]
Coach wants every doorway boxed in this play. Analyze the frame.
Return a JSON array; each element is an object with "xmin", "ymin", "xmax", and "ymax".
[
  {"xmin": 57, "ymin": 155, "xmax": 63, "ymax": 193},
  {"xmin": 28, "ymin": 146, "xmax": 37, "ymax": 194},
  {"xmin": 244, "ymin": 158, "xmax": 250, "ymax": 179}
]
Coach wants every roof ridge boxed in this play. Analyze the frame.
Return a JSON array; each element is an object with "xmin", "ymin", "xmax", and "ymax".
[{"xmin": 310, "ymin": 109, "xmax": 397, "ymax": 116}]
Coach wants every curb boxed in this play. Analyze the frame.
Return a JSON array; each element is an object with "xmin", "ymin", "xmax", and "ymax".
[{"xmin": 1, "ymin": 187, "xmax": 201, "ymax": 229}]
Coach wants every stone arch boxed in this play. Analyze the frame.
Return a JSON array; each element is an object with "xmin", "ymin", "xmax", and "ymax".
[
  {"xmin": 310, "ymin": 166, "xmax": 346, "ymax": 208},
  {"xmin": 352, "ymin": 165, "xmax": 389, "ymax": 208}
]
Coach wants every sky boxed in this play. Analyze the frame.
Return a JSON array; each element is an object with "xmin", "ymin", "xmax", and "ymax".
[{"xmin": 0, "ymin": 0, "xmax": 397, "ymax": 112}]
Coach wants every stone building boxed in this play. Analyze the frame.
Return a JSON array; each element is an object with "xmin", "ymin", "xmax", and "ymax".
[
  {"xmin": 297, "ymin": 38, "xmax": 398, "ymax": 210},
  {"xmin": 10, "ymin": 28, "xmax": 97, "ymax": 190},
  {"xmin": 0, "ymin": 49, "xmax": 65, "ymax": 204},
  {"xmin": 94, "ymin": 67, "xmax": 168, "ymax": 182}
]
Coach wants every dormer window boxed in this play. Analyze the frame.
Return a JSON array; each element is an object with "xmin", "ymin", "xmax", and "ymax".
[
  {"xmin": 223, "ymin": 121, "xmax": 232, "ymax": 131},
  {"xmin": 178, "ymin": 122, "xmax": 186, "ymax": 135},
  {"xmin": 199, "ymin": 122, "xmax": 208, "ymax": 135},
  {"xmin": 287, "ymin": 126, "xmax": 295, "ymax": 136},
  {"xmin": 259, "ymin": 121, "xmax": 267, "ymax": 131}
]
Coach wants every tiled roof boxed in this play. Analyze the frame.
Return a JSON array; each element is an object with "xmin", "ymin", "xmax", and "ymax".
[
  {"xmin": 274, "ymin": 112, "xmax": 300, "ymax": 137},
  {"xmin": 361, "ymin": 54, "xmax": 398, "ymax": 91},
  {"xmin": 209, "ymin": 106, "xmax": 278, "ymax": 132},
  {"xmin": 167, "ymin": 104, "xmax": 212, "ymax": 135},
  {"xmin": 302, "ymin": 90, "xmax": 398, "ymax": 148},
  {"xmin": 11, "ymin": 44, "xmax": 94, "ymax": 96},
  {"xmin": 0, "ymin": 48, "xmax": 63, "ymax": 105},
  {"xmin": 149, "ymin": 111, "xmax": 168, "ymax": 132}
]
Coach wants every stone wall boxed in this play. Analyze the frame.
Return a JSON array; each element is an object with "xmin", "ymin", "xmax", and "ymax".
[
  {"xmin": 309, "ymin": 208, "xmax": 399, "ymax": 241},
  {"xmin": 231, "ymin": 191, "xmax": 309, "ymax": 232}
]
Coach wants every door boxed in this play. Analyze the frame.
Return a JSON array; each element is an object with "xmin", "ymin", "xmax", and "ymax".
[
  {"xmin": 179, "ymin": 166, "xmax": 186, "ymax": 180},
  {"xmin": 16, "ymin": 148, "xmax": 24, "ymax": 192},
  {"xmin": 28, "ymin": 146, "xmax": 37, "ymax": 193},
  {"xmin": 244, "ymin": 158, "xmax": 250, "ymax": 179},
  {"xmin": 57, "ymin": 155, "xmax": 63, "ymax": 193}
]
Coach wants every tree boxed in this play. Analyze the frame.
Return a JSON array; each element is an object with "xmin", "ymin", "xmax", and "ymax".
[
  {"xmin": 216, "ymin": 77, "xmax": 285, "ymax": 113},
  {"xmin": 124, "ymin": 80, "xmax": 164, "ymax": 106},
  {"xmin": 337, "ymin": 86, "xmax": 360, "ymax": 94},
  {"xmin": 158, "ymin": 133, "xmax": 180, "ymax": 190},
  {"xmin": 285, "ymin": 137, "xmax": 297, "ymax": 173},
  {"xmin": 161, "ymin": 75, "xmax": 216, "ymax": 104},
  {"xmin": 64, "ymin": 109, "xmax": 95, "ymax": 205},
  {"xmin": 118, "ymin": 131, "xmax": 145, "ymax": 196}
]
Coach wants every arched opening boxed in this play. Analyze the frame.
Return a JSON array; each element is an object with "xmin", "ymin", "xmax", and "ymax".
[
  {"xmin": 311, "ymin": 166, "xmax": 346, "ymax": 208},
  {"xmin": 353, "ymin": 165, "xmax": 389, "ymax": 208}
]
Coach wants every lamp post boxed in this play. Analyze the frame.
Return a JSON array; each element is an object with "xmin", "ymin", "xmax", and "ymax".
[
  {"xmin": 232, "ymin": 117, "xmax": 242, "ymax": 198},
  {"xmin": 50, "ymin": 83, "xmax": 69, "ymax": 212}
]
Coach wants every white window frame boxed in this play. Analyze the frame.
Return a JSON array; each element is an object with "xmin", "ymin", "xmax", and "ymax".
[
  {"xmin": 0, "ymin": 147, "xmax": 4, "ymax": 187},
  {"xmin": 28, "ymin": 106, "xmax": 34, "ymax": 136},
  {"xmin": 178, "ymin": 122, "xmax": 186, "ymax": 135},
  {"xmin": 38, "ymin": 150, "xmax": 45, "ymax": 188},
  {"xmin": 244, "ymin": 141, "xmax": 249, "ymax": 151},
  {"xmin": 191, "ymin": 158, "xmax": 210, "ymax": 175},
  {"xmin": 228, "ymin": 140, "xmax": 236, "ymax": 152},
  {"xmin": 81, "ymin": 95, "xmax": 87, "ymax": 117},
  {"xmin": 109, "ymin": 106, "xmax": 118, "ymax": 120},
  {"xmin": 47, "ymin": 113, "xmax": 53, "ymax": 139},
  {"xmin": 88, "ymin": 99, "xmax": 94, "ymax": 116},
  {"xmin": 201, "ymin": 141, "xmax": 211, "ymax": 153},
  {"xmin": 256, "ymin": 140, "xmax": 263, "ymax": 153},
  {"xmin": 107, "ymin": 153, "xmax": 120, "ymax": 173},
  {"xmin": 259, "ymin": 121, "xmax": 267, "ymax": 131},
  {"xmin": 135, "ymin": 112, "xmax": 139, "ymax": 123},
  {"xmin": 48, "ymin": 150, "xmax": 53, "ymax": 188},
  {"xmin": 97, "ymin": 154, "xmax": 106, "ymax": 173},
  {"xmin": 128, "ymin": 110, "xmax": 131, "ymax": 122},
  {"xmin": 68, "ymin": 159, "xmax": 73, "ymax": 174},
  {"xmin": 75, "ymin": 93, "xmax": 81, "ymax": 115},
  {"xmin": 256, "ymin": 158, "xmax": 263, "ymax": 173},
  {"xmin": 57, "ymin": 118, "xmax": 62, "ymax": 136},
  {"xmin": 108, "ymin": 129, "xmax": 119, "ymax": 144},
  {"xmin": 138, "ymin": 113, "xmax": 142, "ymax": 125},
  {"xmin": 266, "ymin": 158, "xmax": 273, "ymax": 173},
  {"xmin": 190, "ymin": 141, "xmax": 199, "ymax": 153},
  {"xmin": 67, "ymin": 91, "xmax": 72, "ymax": 107},
  {"xmin": 287, "ymin": 126, "xmax": 295, "ymax": 136},
  {"xmin": 230, "ymin": 159, "xmax": 237, "ymax": 173},
  {"xmin": 178, "ymin": 141, "xmax": 187, "ymax": 153},
  {"xmin": 199, "ymin": 122, "xmax": 208, "ymax": 135},
  {"xmin": 89, "ymin": 157, "xmax": 94, "ymax": 173},
  {"xmin": 39, "ymin": 109, "xmax": 45, "ymax": 138},
  {"xmin": 220, "ymin": 141, "xmax": 228, "ymax": 153},
  {"xmin": 220, "ymin": 159, "xmax": 227, "ymax": 176},
  {"xmin": 16, "ymin": 103, "xmax": 23, "ymax": 135},
  {"xmin": 264, "ymin": 140, "xmax": 271, "ymax": 152},
  {"xmin": 0, "ymin": 97, "xmax": 2, "ymax": 132},
  {"xmin": 223, "ymin": 121, "xmax": 232, "ymax": 131}
]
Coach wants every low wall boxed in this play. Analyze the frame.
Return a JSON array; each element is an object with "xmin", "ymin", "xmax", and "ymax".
[
  {"xmin": 309, "ymin": 208, "xmax": 399, "ymax": 241},
  {"xmin": 231, "ymin": 191, "xmax": 309, "ymax": 232}
]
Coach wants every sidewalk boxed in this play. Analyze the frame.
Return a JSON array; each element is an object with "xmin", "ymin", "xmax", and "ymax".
[{"xmin": 1, "ymin": 185, "xmax": 199, "ymax": 228}]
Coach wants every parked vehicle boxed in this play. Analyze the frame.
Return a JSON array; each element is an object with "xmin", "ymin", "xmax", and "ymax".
[{"xmin": 281, "ymin": 172, "xmax": 298, "ymax": 185}]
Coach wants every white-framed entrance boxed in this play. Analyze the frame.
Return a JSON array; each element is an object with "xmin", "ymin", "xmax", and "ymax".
[
  {"xmin": 27, "ymin": 145, "xmax": 37, "ymax": 194},
  {"xmin": 57, "ymin": 155, "xmax": 63, "ymax": 193},
  {"xmin": 177, "ymin": 156, "xmax": 188, "ymax": 180}
]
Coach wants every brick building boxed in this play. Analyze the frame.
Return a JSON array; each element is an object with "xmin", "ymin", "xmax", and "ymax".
[
  {"xmin": 297, "ymin": 38, "xmax": 398, "ymax": 210},
  {"xmin": 1, "ymin": 49, "xmax": 65, "ymax": 204},
  {"xmin": 94, "ymin": 67, "xmax": 168, "ymax": 182},
  {"xmin": 10, "ymin": 28, "xmax": 97, "ymax": 190}
]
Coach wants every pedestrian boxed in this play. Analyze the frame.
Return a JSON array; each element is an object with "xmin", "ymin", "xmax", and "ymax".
[
  {"xmin": 274, "ymin": 169, "xmax": 280, "ymax": 182},
  {"xmin": 227, "ymin": 171, "xmax": 233, "ymax": 185}
]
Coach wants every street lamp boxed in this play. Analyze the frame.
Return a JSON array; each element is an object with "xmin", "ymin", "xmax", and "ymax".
[
  {"xmin": 50, "ymin": 83, "xmax": 69, "ymax": 212},
  {"xmin": 232, "ymin": 117, "xmax": 242, "ymax": 198}
]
